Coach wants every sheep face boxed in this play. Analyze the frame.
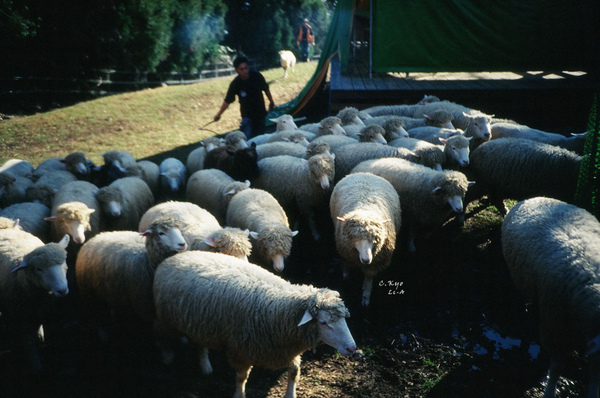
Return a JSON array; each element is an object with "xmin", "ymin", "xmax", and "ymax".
[
  {"xmin": 308, "ymin": 154, "xmax": 335, "ymax": 190},
  {"xmin": 62, "ymin": 152, "xmax": 91, "ymax": 176},
  {"xmin": 143, "ymin": 223, "xmax": 188, "ymax": 253},
  {"xmin": 338, "ymin": 215, "xmax": 386, "ymax": 261},
  {"xmin": 96, "ymin": 186, "xmax": 124, "ymax": 217},
  {"xmin": 465, "ymin": 114, "xmax": 492, "ymax": 141},
  {"xmin": 270, "ymin": 115, "xmax": 298, "ymax": 131},
  {"xmin": 432, "ymin": 186, "xmax": 464, "ymax": 213},
  {"xmin": 250, "ymin": 225, "xmax": 298, "ymax": 272},
  {"xmin": 46, "ymin": 202, "xmax": 95, "ymax": 244},
  {"xmin": 12, "ymin": 235, "xmax": 70, "ymax": 297},
  {"xmin": 440, "ymin": 136, "xmax": 471, "ymax": 168}
]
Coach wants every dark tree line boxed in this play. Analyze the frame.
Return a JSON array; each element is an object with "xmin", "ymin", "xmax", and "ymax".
[{"xmin": 0, "ymin": 0, "xmax": 332, "ymax": 77}]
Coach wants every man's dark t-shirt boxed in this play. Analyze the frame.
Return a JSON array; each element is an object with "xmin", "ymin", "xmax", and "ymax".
[{"xmin": 224, "ymin": 70, "xmax": 269, "ymax": 120}]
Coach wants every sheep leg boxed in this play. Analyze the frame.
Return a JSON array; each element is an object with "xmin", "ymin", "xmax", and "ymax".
[
  {"xmin": 362, "ymin": 275, "xmax": 374, "ymax": 307},
  {"xmin": 408, "ymin": 230, "xmax": 417, "ymax": 253},
  {"xmin": 233, "ymin": 365, "xmax": 252, "ymax": 398},
  {"xmin": 308, "ymin": 212, "xmax": 320, "ymax": 241},
  {"xmin": 543, "ymin": 359, "xmax": 563, "ymax": 398},
  {"xmin": 199, "ymin": 347, "xmax": 213, "ymax": 375},
  {"xmin": 284, "ymin": 355, "xmax": 302, "ymax": 398},
  {"xmin": 19, "ymin": 322, "xmax": 43, "ymax": 373}
]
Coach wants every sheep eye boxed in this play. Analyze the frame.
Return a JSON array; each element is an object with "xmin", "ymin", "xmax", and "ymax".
[
  {"xmin": 319, "ymin": 319, "xmax": 327, "ymax": 326},
  {"xmin": 158, "ymin": 231, "xmax": 166, "ymax": 236}
]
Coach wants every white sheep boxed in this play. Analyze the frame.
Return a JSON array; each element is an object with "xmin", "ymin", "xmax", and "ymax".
[
  {"xmin": 361, "ymin": 95, "xmax": 441, "ymax": 117},
  {"xmin": 137, "ymin": 159, "xmax": 160, "ymax": 196},
  {"xmin": 0, "ymin": 172, "xmax": 33, "ymax": 208},
  {"xmin": 0, "ymin": 158, "xmax": 34, "ymax": 178},
  {"xmin": 356, "ymin": 125, "xmax": 388, "ymax": 145},
  {"xmin": 279, "ymin": 50, "xmax": 296, "ymax": 78},
  {"xmin": 365, "ymin": 111, "xmax": 453, "ymax": 136},
  {"xmin": 153, "ymin": 250, "xmax": 356, "ymax": 398},
  {"xmin": 330, "ymin": 172, "xmax": 401, "ymax": 306},
  {"xmin": 352, "ymin": 157, "xmax": 471, "ymax": 252},
  {"xmin": 300, "ymin": 116, "xmax": 347, "ymax": 136},
  {"xmin": 255, "ymin": 141, "xmax": 307, "ymax": 160},
  {"xmin": 76, "ymin": 216, "xmax": 188, "ymax": 329},
  {"xmin": 195, "ymin": 227, "xmax": 252, "ymax": 261},
  {"xmin": 501, "ymin": 197, "xmax": 600, "ymax": 398},
  {"xmin": 186, "ymin": 168, "xmax": 250, "ymax": 224},
  {"xmin": 159, "ymin": 157, "xmax": 187, "ymax": 200},
  {"xmin": 224, "ymin": 130, "xmax": 249, "ymax": 149},
  {"xmin": 269, "ymin": 114, "xmax": 299, "ymax": 132},
  {"xmin": 139, "ymin": 201, "xmax": 222, "ymax": 250},
  {"xmin": 337, "ymin": 107, "xmax": 367, "ymax": 127},
  {"xmin": 388, "ymin": 137, "xmax": 446, "ymax": 170},
  {"xmin": 468, "ymin": 138, "xmax": 582, "ymax": 215},
  {"xmin": 411, "ymin": 100, "xmax": 492, "ymax": 129},
  {"xmin": 407, "ymin": 126, "xmax": 465, "ymax": 143},
  {"xmin": 0, "ymin": 202, "xmax": 51, "ymax": 242},
  {"xmin": 0, "ymin": 231, "xmax": 69, "ymax": 372},
  {"xmin": 186, "ymin": 136, "xmax": 223, "ymax": 175},
  {"xmin": 490, "ymin": 122, "xmax": 587, "ymax": 154},
  {"xmin": 266, "ymin": 130, "xmax": 314, "ymax": 146},
  {"xmin": 332, "ymin": 142, "xmax": 416, "ymax": 183},
  {"xmin": 226, "ymin": 188, "xmax": 298, "ymax": 272},
  {"xmin": 95, "ymin": 176, "xmax": 155, "ymax": 231},
  {"xmin": 25, "ymin": 170, "xmax": 78, "ymax": 207},
  {"xmin": 310, "ymin": 134, "xmax": 358, "ymax": 153},
  {"xmin": 45, "ymin": 180, "xmax": 102, "ymax": 247},
  {"xmin": 252, "ymin": 153, "xmax": 335, "ymax": 241}
]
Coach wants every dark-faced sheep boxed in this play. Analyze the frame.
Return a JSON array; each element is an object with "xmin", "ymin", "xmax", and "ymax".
[
  {"xmin": 203, "ymin": 143, "xmax": 259, "ymax": 181},
  {"xmin": 330, "ymin": 172, "xmax": 401, "ymax": 306},
  {"xmin": 95, "ymin": 176, "xmax": 155, "ymax": 231},
  {"xmin": 153, "ymin": 250, "xmax": 356, "ymax": 398}
]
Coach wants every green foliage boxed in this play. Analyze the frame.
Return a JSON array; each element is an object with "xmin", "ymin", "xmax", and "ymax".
[{"xmin": 575, "ymin": 93, "xmax": 600, "ymax": 218}]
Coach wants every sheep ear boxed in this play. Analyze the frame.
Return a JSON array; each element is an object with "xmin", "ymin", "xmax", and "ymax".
[
  {"xmin": 86, "ymin": 209, "xmax": 95, "ymax": 215},
  {"xmin": 244, "ymin": 229, "xmax": 251, "ymax": 237},
  {"xmin": 438, "ymin": 138, "xmax": 447, "ymax": 144},
  {"xmin": 203, "ymin": 237, "xmax": 216, "ymax": 247},
  {"xmin": 282, "ymin": 137, "xmax": 290, "ymax": 142},
  {"xmin": 58, "ymin": 234, "xmax": 70, "ymax": 249},
  {"xmin": 44, "ymin": 216, "xmax": 57, "ymax": 222},
  {"xmin": 59, "ymin": 159, "xmax": 66, "ymax": 164},
  {"xmin": 291, "ymin": 230, "xmax": 299, "ymax": 237},
  {"xmin": 249, "ymin": 231, "xmax": 259, "ymax": 240},
  {"xmin": 12, "ymin": 219, "xmax": 20, "ymax": 228},
  {"xmin": 224, "ymin": 188, "xmax": 237, "ymax": 197},
  {"xmin": 11, "ymin": 260, "xmax": 28, "ymax": 274},
  {"xmin": 140, "ymin": 229, "xmax": 152, "ymax": 237},
  {"xmin": 302, "ymin": 159, "xmax": 308, "ymax": 165},
  {"xmin": 251, "ymin": 142, "xmax": 256, "ymax": 148},
  {"xmin": 269, "ymin": 118, "xmax": 277, "ymax": 123},
  {"xmin": 468, "ymin": 181, "xmax": 476, "ymax": 187},
  {"xmin": 424, "ymin": 114, "xmax": 432, "ymax": 120},
  {"xmin": 244, "ymin": 180, "xmax": 251, "ymax": 188},
  {"xmin": 432, "ymin": 186, "xmax": 442, "ymax": 195},
  {"xmin": 337, "ymin": 216, "xmax": 346, "ymax": 222},
  {"xmin": 466, "ymin": 136, "xmax": 473, "ymax": 141},
  {"xmin": 297, "ymin": 309, "xmax": 313, "ymax": 326}
]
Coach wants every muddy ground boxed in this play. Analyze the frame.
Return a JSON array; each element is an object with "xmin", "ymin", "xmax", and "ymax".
[{"xmin": 0, "ymin": 197, "xmax": 591, "ymax": 398}]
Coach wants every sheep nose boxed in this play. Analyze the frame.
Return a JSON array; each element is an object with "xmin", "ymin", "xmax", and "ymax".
[
  {"xmin": 462, "ymin": 160, "xmax": 469, "ymax": 167},
  {"xmin": 73, "ymin": 236, "xmax": 83, "ymax": 244},
  {"xmin": 346, "ymin": 344, "xmax": 357, "ymax": 355},
  {"xmin": 55, "ymin": 288, "xmax": 69, "ymax": 297}
]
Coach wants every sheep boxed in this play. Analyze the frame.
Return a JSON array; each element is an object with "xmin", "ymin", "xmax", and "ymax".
[
  {"xmin": 337, "ymin": 107, "xmax": 367, "ymax": 127},
  {"xmin": 101, "ymin": 150, "xmax": 137, "ymax": 171},
  {"xmin": 0, "ymin": 172, "xmax": 33, "ymax": 208},
  {"xmin": 204, "ymin": 143, "xmax": 259, "ymax": 181},
  {"xmin": 330, "ymin": 172, "xmax": 401, "ymax": 306},
  {"xmin": 300, "ymin": 116, "xmax": 347, "ymax": 136},
  {"xmin": 365, "ymin": 110, "xmax": 454, "ymax": 134},
  {"xmin": 266, "ymin": 130, "xmax": 314, "ymax": 146},
  {"xmin": 490, "ymin": 122, "xmax": 587, "ymax": 154},
  {"xmin": 224, "ymin": 130, "xmax": 249, "ymax": 149},
  {"xmin": 158, "ymin": 157, "xmax": 187, "ymax": 200},
  {"xmin": 256, "ymin": 141, "xmax": 307, "ymax": 160},
  {"xmin": 388, "ymin": 137, "xmax": 446, "ymax": 170},
  {"xmin": 32, "ymin": 157, "xmax": 68, "ymax": 179},
  {"xmin": 137, "ymin": 159, "xmax": 160, "ymax": 195},
  {"xmin": 411, "ymin": 100, "xmax": 491, "ymax": 129},
  {"xmin": 361, "ymin": 95, "xmax": 441, "ymax": 117},
  {"xmin": 75, "ymin": 216, "xmax": 188, "ymax": 329},
  {"xmin": 0, "ymin": 231, "xmax": 69, "ymax": 372},
  {"xmin": 252, "ymin": 153, "xmax": 335, "ymax": 241},
  {"xmin": 305, "ymin": 141, "xmax": 333, "ymax": 158},
  {"xmin": 467, "ymin": 138, "xmax": 582, "ymax": 215},
  {"xmin": 62, "ymin": 151, "xmax": 94, "ymax": 178},
  {"xmin": 186, "ymin": 168, "xmax": 251, "ymax": 224},
  {"xmin": 356, "ymin": 125, "xmax": 388, "ymax": 145},
  {"xmin": 25, "ymin": 170, "xmax": 78, "ymax": 207},
  {"xmin": 0, "ymin": 202, "xmax": 51, "ymax": 242},
  {"xmin": 407, "ymin": 126, "xmax": 465, "ymax": 143},
  {"xmin": 0, "ymin": 159, "xmax": 34, "ymax": 178},
  {"xmin": 377, "ymin": 117, "xmax": 410, "ymax": 141},
  {"xmin": 269, "ymin": 114, "xmax": 299, "ymax": 132},
  {"xmin": 153, "ymin": 250, "xmax": 356, "ymax": 398},
  {"xmin": 0, "ymin": 216, "xmax": 20, "ymax": 230},
  {"xmin": 501, "ymin": 197, "xmax": 600, "ymax": 398},
  {"xmin": 45, "ymin": 180, "xmax": 102, "ymax": 247},
  {"xmin": 331, "ymin": 142, "xmax": 416, "ymax": 183},
  {"xmin": 310, "ymin": 134, "xmax": 358, "ymax": 153},
  {"xmin": 95, "ymin": 176, "xmax": 155, "ymax": 231},
  {"xmin": 279, "ymin": 50, "xmax": 296, "ymax": 78},
  {"xmin": 195, "ymin": 227, "xmax": 252, "ymax": 261},
  {"xmin": 186, "ymin": 136, "xmax": 223, "ymax": 175},
  {"xmin": 226, "ymin": 188, "xmax": 298, "ymax": 272},
  {"xmin": 246, "ymin": 133, "xmax": 274, "ymax": 146},
  {"xmin": 139, "ymin": 201, "xmax": 222, "ymax": 250},
  {"xmin": 352, "ymin": 157, "xmax": 471, "ymax": 252}
]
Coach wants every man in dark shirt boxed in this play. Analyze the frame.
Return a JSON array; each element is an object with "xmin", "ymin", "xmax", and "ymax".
[{"xmin": 213, "ymin": 55, "xmax": 275, "ymax": 139}]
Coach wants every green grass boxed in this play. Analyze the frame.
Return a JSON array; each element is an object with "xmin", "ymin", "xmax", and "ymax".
[{"xmin": 0, "ymin": 62, "xmax": 318, "ymax": 166}]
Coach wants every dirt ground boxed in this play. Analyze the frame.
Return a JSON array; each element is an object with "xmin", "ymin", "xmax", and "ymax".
[{"xmin": 0, "ymin": 198, "xmax": 591, "ymax": 398}]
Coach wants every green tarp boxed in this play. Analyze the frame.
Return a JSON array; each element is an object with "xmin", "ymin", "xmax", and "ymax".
[{"xmin": 372, "ymin": 0, "xmax": 600, "ymax": 73}]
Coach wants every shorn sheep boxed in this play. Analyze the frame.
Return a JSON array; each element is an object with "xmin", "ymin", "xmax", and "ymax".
[
  {"xmin": 45, "ymin": 180, "xmax": 102, "ymax": 246},
  {"xmin": 502, "ymin": 197, "xmax": 600, "ymax": 398},
  {"xmin": 490, "ymin": 122, "xmax": 587, "ymax": 154},
  {"xmin": 186, "ymin": 168, "xmax": 250, "ymax": 225},
  {"xmin": 279, "ymin": 50, "xmax": 296, "ymax": 78},
  {"xmin": 352, "ymin": 158, "xmax": 471, "ymax": 252},
  {"xmin": 226, "ymin": 188, "xmax": 298, "ymax": 272},
  {"xmin": 95, "ymin": 176, "xmax": 155, "ymax": 231},
  {"xmin": 467, "ymin": 138, "xmax": 582, "ymax": 215},
  {"xmin": 139, "ymin": 201, "xmax": 221, "ymax": 250},
  {"xmin": 153, "ymin": 250, "xmax": 356, "ymax": 398},
  {"xmin": 75, "ymin": 217, "xmax": 188, "ymax": 328},
  {"xmin": 252, "ymin": 153, "xmax": 335, "ymax": 241},
  {"xmin": 330, "ymin": 172, "xmax": 401, "ymax": 307},
  {"xmin": 0, "ymin": 231, "xmax": 70, "ymax": 372}
]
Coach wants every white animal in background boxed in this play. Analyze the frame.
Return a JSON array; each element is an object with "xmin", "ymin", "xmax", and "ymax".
[{"xmin": 279, "ymin": 50, "xmax": 296, "ymax": 78}]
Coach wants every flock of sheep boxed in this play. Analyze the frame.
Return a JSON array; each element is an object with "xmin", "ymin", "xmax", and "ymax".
[{"xmin": 0, "ymin": 94, "xmax": 596, "ymax": 397}]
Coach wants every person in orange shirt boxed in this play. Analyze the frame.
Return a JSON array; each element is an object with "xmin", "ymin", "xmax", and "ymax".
[{"xmin": 296, "ymin": 18, "xmax": 315, "ymax": 62}]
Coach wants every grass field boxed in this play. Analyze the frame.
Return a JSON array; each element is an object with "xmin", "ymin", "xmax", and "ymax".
[{"xmin": 0, "ymin": 61, "xmax": 319, "ymax": 166}]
